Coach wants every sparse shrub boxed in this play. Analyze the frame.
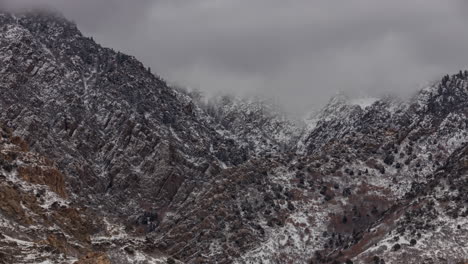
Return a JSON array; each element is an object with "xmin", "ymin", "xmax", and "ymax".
[
  {"xmin": 384, "ymin": 155, "xmax": 394, "ymax": 165},
  {"xmin": 2, "ymin": 163, "xmax": 13, "ymax": 172},
  {"xmin": 124, "ymin": 246, "xmax": 135, "ymax": 255},
  {"xmin": 342, "ymin": 188, "xmax": 351, "ymax": 197},
  {"xmin": 373, "ymin": 256, "xmax": 380, "ymax": 264},
  {"xmin": 377, "ymin": 165, "xmax": 385, "ymax": 174},
  {"xmin": 320, "ymin": 186, "xmax": 327, "ymax": 195}
]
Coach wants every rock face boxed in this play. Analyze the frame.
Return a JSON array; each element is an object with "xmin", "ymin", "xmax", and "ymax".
[
  {"xmin": 0, "ymin": 11, "xmax": 249, "ymax": 218},
  {"xmin": 204, "ymin": 95, "xmax": 303, "ymax": 156},
  {"xmin": 0, "ymin": 125, "xmax": 105, "ymax": 263},
  {"xmin": 0, "ymin": 10, "xmax": 467, "ymax": 264}
]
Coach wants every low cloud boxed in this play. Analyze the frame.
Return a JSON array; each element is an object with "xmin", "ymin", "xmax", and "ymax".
[{"xmin": 3, "ymin": 0, "xmax": 468, "ymax": 113}]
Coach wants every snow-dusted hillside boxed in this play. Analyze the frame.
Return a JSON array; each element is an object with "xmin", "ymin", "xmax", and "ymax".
[
  {"xmin": 0, "ymin": 10, "xmax": 466, "ymax": 264},
  {"xmin": 239, "ymin": 75, "xmax": 468, "ymax": 263},
  {"xmin": 205, "ymin": 95, "xmax": 303, "ymax": 156}
]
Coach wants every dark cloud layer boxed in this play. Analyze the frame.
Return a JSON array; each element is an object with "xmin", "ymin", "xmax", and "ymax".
[{"xmin": 3, "ymin": 0, "xmax": 468, "ymax": 113}]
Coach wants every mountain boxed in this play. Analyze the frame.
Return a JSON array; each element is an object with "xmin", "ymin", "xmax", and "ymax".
[
  {"xmin": 0, "ymin": 10, "xmax": 467, "ymax": 264},
  {"xmin": 286, "ymin": 75, "xmax": 468, "ymax": 263},
  {"xmin": 1, "ymin": 10, "xmax": 256, "ymax": 218},
  {"xmin": 203, "ymin": 95, "xmax": 303, "ymax": 156}
]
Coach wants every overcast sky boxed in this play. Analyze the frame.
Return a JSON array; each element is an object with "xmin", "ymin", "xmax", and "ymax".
[{"xmin": 3, "ymin": 0, "xmax": 468, "ymax": 114}]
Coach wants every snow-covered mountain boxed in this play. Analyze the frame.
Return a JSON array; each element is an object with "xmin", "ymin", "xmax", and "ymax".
[
  {"xmin": 0, "ymin": 10, "xmax": 466, "ymax": 264},
  {"xmin": 204, "ymin": 95, "xmax": 303, "ymax": 156},
  {"xmin": 255, "ymin": 75, "xmax": 468, "ymax": 263}
]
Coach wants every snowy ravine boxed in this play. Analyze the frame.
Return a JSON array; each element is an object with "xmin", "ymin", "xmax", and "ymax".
[{"xmin": 0, "ymin": 10, "xmax": 467, "ymax": 264}]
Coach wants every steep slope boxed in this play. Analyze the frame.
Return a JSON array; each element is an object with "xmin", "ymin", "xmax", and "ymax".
[
  {"xmin": 139, "ymin": 74, "xmax": 467, "ymax": 263},
  {"xmin": 0, "ymin": 11, "xmax": 252, "ymax": 223},
  {"xmin": 0, "ymin": 124, "xmax": 175, "ymax": 263},
  {"xmin": 205, "ymin": 95, "xmax": 303, "ymax": 156},
  {"xmin": 1, "ymin": 10, "xmax": 467, "ymax": 264},
  {"xmin": 238, "ymin": 73, "xmax": 468, "ymax": 263},
  {"xmin": 0, "ymin": 11, "xmax": 303, "ymax": 263},
  {"xmin": 353, "ymin": 144, "xmax": 467, "ymax": 264},
  {"xmin": 0, "ymin": 125, "xmax": 102, "ymax": 263}
]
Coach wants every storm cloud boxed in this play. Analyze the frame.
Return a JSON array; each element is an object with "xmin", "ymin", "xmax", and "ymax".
[{"xmin": 3, "ymin": 0, "xmax": 468, "ymax": 113}]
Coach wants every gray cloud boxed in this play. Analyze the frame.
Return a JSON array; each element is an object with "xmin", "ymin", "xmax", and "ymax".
[{"xmin": 3, "ymin": 0, "xmax": 468, "ymax": 114}]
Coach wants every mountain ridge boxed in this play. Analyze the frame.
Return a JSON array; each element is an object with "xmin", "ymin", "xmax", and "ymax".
[{"xmin": 0, "ymin": 10, "xmax": 466, "ymax": 264}]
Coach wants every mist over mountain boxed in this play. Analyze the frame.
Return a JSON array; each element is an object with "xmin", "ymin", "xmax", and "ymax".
[
  {"xmin": 4, "ymin": 0, "xmax": 468, "ymax": 114},
  {"xmin": 0, "ymin": 7, "xmax": 467, "ymax": 264}
]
